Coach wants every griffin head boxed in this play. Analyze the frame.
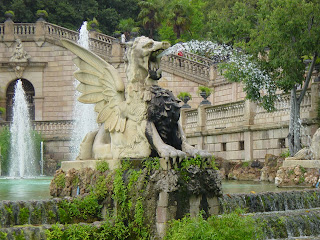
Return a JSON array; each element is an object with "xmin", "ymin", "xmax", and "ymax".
[{"xmin": 125, "ymin": 36, "xmax": 170, "ymax": 84}]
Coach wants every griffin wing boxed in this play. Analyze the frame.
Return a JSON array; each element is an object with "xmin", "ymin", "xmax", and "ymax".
[{"xmin": 61, "ymin": 39, "xmax": 126, "ymax": 132}]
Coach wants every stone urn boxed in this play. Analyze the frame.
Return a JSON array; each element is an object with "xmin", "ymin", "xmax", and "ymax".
[
  {"xmin": 4, "ymin": 12, "xmax": 13, "ymax": 21},
  {"xmin": 181, "ymin": 96, "xmax": 191, "ymax": 108},
  {"xmin": 199, "ymin": 91, "xmax": 211, "ymax": 105}
]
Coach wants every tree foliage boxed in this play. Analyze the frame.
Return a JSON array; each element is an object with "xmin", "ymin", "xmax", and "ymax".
[{"xmin": 218, "ymin": 0, "xmax": 320, "ymax": 155}]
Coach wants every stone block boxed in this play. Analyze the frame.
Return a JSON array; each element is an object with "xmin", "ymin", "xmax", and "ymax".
[
  {"xmin": 189, "ymin": 195, "xmax": 201, "ymax": 218},
  {"xmin": 158, "ymin": 192, "xmax": 168, "ymax": 207},
  {"xmin": 207, "ymin": 197, "xmax": 220, "ymax": 215},
  {"xmin": 156, "ymin": 207, "xmax": 167, "ymax": 223},
  {"xmin": 156, "ymin": 223, "xmax": 166, "ymax": 239}
]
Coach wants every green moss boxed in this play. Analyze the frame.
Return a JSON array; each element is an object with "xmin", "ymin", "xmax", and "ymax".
[
  {"xmin": 31, "ymin": 208, "xmax": 42, "ymax": 223},
  {"xmin": 5, "ymin": 205, "xmax": 14, "ymax": 224},
  {"xmin": 72, "ymin": 175, "xmax": 80, "ymax": 187},
  {"xmin": 13, "ymin": 231, "xmax": 26, "ymax": 240},
  {"xmin": 0, "ymin": 232, "xmax": 7, "ymax": 240},
  {"xmin": 242, "ymin": 161, "xmax": 250, "ymax": 168},
  {"xmin": 299, "ymin": 175, "xmax": 305, "ymax": 184},
  {"xmin": 47, "ymin": 210, "xmax": 56, "ymax": 223},
  {"xmin": 18, "ymin": 208, "xmax": 30, "ymax": 225},
  {"xmin": 54, "ymin": 173, "xmax": 66, "ymax": 188},
  {"xmin": 58, "ymin": 194, "xmax": 102, "ymax": 224}
]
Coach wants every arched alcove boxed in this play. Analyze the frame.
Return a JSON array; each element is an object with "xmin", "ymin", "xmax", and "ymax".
[{"xmin": 6, "ymin": 79, "xmax": 35, "ymax": 121}]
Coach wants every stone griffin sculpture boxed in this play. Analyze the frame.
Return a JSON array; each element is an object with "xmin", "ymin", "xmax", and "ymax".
[{"xmin": 61, "ymin": 37, "xmax": 211, "ymax": 164}]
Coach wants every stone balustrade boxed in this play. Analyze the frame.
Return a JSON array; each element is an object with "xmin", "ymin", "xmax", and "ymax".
[
  {"xmin": 254, "ymin": 90, "xmax": 312, "ymax": 124},
  {"xmin": 161, "ymin": 54, "xmax": 212, "ymax": 84},
  {"xmin": 1, "ymin": 20, "xmax": 214, "ymax": 86},
  {"xmin": 206, "ymin": 101, "xmax": 245, "ymax": 129},
  {"xmin": 182, "ymin": 90, "xmax": 313, "ymax": 134},
  {"xmin": 183, "ymin": 52, "xmax": 215, "ymax": 66},
  {"xmin": 45, "ymin": 22, "xmax": 79, "ymax": 42},
  {"xmin": 0, "ymin": 120, "xmax": 74, "ymax": 138},
  {"xmin": 14, "ymin": 23, "xmax": 35, "ymax": 35}
]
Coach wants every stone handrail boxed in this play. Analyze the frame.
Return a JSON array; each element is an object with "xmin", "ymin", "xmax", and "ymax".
[
  {"xmin": 45, "ymin": 22, "xmax": 79, "ymax": 42},
  {"xmin": 89, "ymin": 37, "xmax": 113, "ymax": 57},
  {"xmin": 94, "ymin": 32, "xmax": 115, "ymax": 44},
  {"xmin": 183, "ymin": 52, "xmax": 214, "ymax": 66},
  {"xmin": 161, "ymin": 54, "xmax": 211, "ymax": 84},
  {"xmin": 0, "ymin": 120, "xmax": 74, "ymax": 138}
]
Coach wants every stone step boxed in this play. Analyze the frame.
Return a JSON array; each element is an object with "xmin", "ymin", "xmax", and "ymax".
[
  {"xmin": 219, "ymin": 189, "xmax": 320, "ymax": 214},
  {"xmin": 251, "ymin": 208, "xmax": 320, "ymax": 239}
]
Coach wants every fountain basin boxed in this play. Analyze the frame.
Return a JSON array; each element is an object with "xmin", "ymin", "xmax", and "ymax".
[{"xmin": 0, "ymin": 177, "xmax": 52, "ymax": 201}]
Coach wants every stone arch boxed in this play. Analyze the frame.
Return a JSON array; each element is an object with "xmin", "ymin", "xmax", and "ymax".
[{"xmin": 6, "ymin": 79, "xmax": 35, "ymax": 121}]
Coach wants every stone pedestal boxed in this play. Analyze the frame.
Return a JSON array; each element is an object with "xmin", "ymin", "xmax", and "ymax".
[{"xmin": 61, "ymin": 159, "xmax": 120, "ymax": 171}]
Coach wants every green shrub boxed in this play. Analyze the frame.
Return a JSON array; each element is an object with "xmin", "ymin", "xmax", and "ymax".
[
  {"xmin": 164, "ymin": 210, "xmax": 263, "ymax": 240},
  {"xmin": 36, "ymin": 9, "xmax": 48, "ymax": 18},
  {"xmin": 177, "ymin": 92, "xmax": 192, "ymax": 101},
  {"xmin": 280, "ymin": 149, "xmax": 290, "ymax": 158},
  {"xmin": 198, "ymin": 86, "xmax": 213, "ymax": 96},
  {"xmin": 96, "ymin": 160, "xmax": 109, "ymax": 172},
  {"xmin": 18, "ymin": 207, "xmax": 30, "ymax": 225},
  {"xmin": 5, "ymin": 10, "xmax": 14, "ymax": 17},
  {"xmin": 142, "ymin": 157, "xmax": 160, "ymax": 173},
  {"xmin": 0, "ymin": 127, "xmax": 11, "ymax": 175},
  {"xmin": 54, "ymin": 172, "xmax": 66, "ymax": 188},
  {"xmin": 58, "ymin": 194, "xmax": 102, "ymax": 224}
]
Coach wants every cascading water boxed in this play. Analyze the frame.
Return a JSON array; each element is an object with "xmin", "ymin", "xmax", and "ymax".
[
  {"xmin": 70, "ymin": 21, "xmax": 98, "ymax": 160},
  {"xmin": 9, "ymin": 80, "xmax": 37, "ymax": 177}
]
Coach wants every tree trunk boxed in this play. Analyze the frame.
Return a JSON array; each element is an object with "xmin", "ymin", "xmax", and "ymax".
[
  {"xmin": 288, "ymin": 51, "xmax": 318, "ymax": 156},
  {"xmin": 288, "ymin": 87, "xmax": 298, "ymax": 156}
]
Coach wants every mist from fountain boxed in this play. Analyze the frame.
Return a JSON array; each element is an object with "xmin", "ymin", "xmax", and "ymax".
[
  {"xmin": 70, "ymin": 21, "xmax": 98, "ymax": 160},
  {"xmin": 9, "ymin": 80, "xmax": 37, "ymax": 178}
]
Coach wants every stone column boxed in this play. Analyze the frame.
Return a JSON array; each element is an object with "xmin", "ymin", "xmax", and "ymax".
[
  {"xmin": 243, "ymin": 100, "xmax": 256, "ymax": 161},
  {"xmin": 243, "ymin": 99, "xmax": 256, "ymax": 125},
  {"xmin": 35, "ymin": 20, "xmax": 45, "ymax": 44},
  {"xmin": 244, "ymin": 131, "xmax": 253, "ymax": 161},
  {"xmin": 110, "ymin": 42, "xmax": 122, "ymax": 63},
  {"xmin": 156, "ymin": 191, "xmax": 170, "ymax": 238},
  {"xmin": 4, "ymin": 18, "xmax": 14, "ymax": 43},
  {"xmin": 310, "ymin": 82, "xmax": 320, "ymax": 119},
  {"xmin": 196, "ymin": 105, "xmax": 207, "ymax": 149}
]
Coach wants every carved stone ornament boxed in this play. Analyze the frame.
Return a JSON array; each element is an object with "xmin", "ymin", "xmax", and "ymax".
[
  {"xmin": 10, "ymin": 39, "xmax": 31, "ymax": 62},
  {"xmin": 61, "ymin": 37, "xmax": 212, "ymax": 164}
]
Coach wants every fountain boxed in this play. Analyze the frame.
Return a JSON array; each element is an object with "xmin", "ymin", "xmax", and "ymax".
[
  {"xmin": 70, "ymin": 21, "xmax": 98, "ymax": 160},
  {"xmin": 8, "ymin": 79, "xmax": 37, "ymax": 178}
]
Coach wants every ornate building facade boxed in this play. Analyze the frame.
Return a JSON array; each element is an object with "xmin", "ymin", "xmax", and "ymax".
[{"xmin": 0, "ymin": 17, "xmax": 318, "ymax": 171}]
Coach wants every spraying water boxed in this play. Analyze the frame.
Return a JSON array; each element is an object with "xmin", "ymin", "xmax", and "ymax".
[
  {"xmin": 70, "ymin": 21, "xmax": 98, "ymax": 160},
  {"xmin": 9, "ymin": 80, "xmax": 37, "ymax": 178}
]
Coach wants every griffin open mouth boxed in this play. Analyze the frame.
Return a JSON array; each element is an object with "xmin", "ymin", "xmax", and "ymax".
[{"xmin": 148, "ymin": 49, "xmax": 164, "ymax": 80}]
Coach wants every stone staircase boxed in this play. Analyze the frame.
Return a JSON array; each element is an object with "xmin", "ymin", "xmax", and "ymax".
[{"xmin": 2, "ymin": 189, "xmax": 320, "ymax": 239}]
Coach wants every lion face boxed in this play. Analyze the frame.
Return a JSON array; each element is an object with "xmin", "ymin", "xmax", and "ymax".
[{"xmin": 126, "ymin": 36, "xmax": 170, "ymax": 83}]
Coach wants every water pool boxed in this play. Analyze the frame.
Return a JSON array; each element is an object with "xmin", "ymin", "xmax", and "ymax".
[
  {"xmin": 0, "ymin": 177, "xmax": 52, "ymax": 201},
  {"xmin": 222, "ymin": 180, "xmax": 310, "ymax": 194}
]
